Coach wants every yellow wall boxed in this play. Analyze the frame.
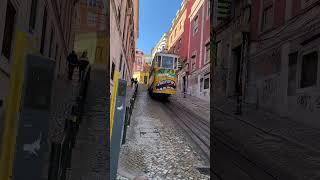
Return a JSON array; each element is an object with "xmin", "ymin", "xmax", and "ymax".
[
  {"xmin": 0, "ymin": 31, "xmax": 32, "ymax": 179},
  {"xmin": 74, "ymin": 32, "xmax": 97, "ymax": 64},
  {"xmin": 94, "ymin": 32, "xmax": 108, "ymax": 65},
  {"xmin": 133, "ymin": 72, "xmax": 149, "ymax": 84}
]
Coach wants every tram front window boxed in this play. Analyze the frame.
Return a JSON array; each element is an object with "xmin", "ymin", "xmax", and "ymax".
[{"xmin": 161, "ymin": 56, "xmax": 174, "ymax": 69}]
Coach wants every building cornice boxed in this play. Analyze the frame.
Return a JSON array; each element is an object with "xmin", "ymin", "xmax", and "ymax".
[
  {"xmin": 189, "ymin": 0, "xmax": 204, "ymax": 21},
  {"xmin": 169, "ymin": 1, "xmax": 188, "ymax": 32}
]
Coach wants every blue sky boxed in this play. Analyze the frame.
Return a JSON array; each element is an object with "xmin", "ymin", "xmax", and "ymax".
[{"xmin": 137, "ymin": 0, "xmax": 182, "ymax": 55}]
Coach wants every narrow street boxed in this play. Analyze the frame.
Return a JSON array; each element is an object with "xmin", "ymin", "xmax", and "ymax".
[{"xmin": 117, "ymin": 85, "xmax": 212, "ymax": 179}]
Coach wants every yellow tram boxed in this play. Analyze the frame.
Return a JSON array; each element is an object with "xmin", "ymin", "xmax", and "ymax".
[{"xmin": 148, "ymin": 52, "xmax": 179, "ymax": 98}]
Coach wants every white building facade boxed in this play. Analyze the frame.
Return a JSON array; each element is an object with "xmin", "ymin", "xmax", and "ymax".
[{"xmin": 151, "ymin": 33, "xmax": 168, "ymax": 59}]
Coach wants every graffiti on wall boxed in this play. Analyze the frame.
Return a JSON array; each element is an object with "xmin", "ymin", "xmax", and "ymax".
[
  {"xmin": 254, "ymin": 48, "xmax": 281, "ymax": 79},
  {"xmin": 297, "ymin": 94, "xmax": 313, "ymax": 112},
  {"xmin": 315, "ymin": 96, "xmax": 320, "ymax": 109},
  {"xmin": 296, "ymin": 95, "xmax": 320, "ymax": 112},
  {"xmin": 261, "ymin": 77, "xmax": 279, "ymax": 103}
]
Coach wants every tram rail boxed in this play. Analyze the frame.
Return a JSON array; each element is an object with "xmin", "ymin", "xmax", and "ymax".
[{"xmin": 160, "ymin": 99, "xmax": 210, "ymax": 161}]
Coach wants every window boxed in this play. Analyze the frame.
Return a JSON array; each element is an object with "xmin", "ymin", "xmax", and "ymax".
[
  {"xmin": 49, "ymin": 28, "xmax": 54, "ymax": 58},
  {"xmin": 122, "ymin": 63, "xmax": 125, "ymax": 77},
  {"xmin": 29, "ymin": 0, "xmax": 38, "ymax": 32},
  {"xmin": 191, "ymin": 53, "xmax": 196, "ymax": 70},
  {"xmin": 193, "ymin": 15, "xmax": 198, "ymax": 35},
  {"xmin": 88, "ymin": 0, "xmax": 97, "ymax": 6},
  {"xmin": 288, "ymin": 52, "xmax": 298, "ymax": 95},
  {"xmin": 155, "ymin": 56, "xmax": 161, "ymax": 67},
  {"xmin": 111, "ymin": 62, "xmax": 115, "ymax": 80},
  {"xmin": 262, "ymin": 5, "xmax": 273, "ymax": 31},
  {"xmin": 205, "ymin": 43, "xmax": 210, "ymax": 64},
  {"xmin": 119, "ymin": 54, "xmax": 123, "ymax": 71},
  {"xmin": 87, "ymin": 13, "xmax": 97, "ymax": 25},
  {"xmin": 232, "ymin": 0, "xmax": 240, "ymax": 17},
  {"xmin": 40, "ymin": 8, "xmax": 47, "ymax": 54},
  {"xmin": 207, "ymin": 0, "xmax": 211, "ymax": 17},
  {"xmin": 117, "ymin": 6, "xmax": 121, "ymax": 23},
  {"xmin": 174, "ymin": 58, "xmax": 178, "ymax": 69},
  {"xmin": 2, "ymin": 1, "xmax": 16, "ymax": 59},
  {"xmin": 204, "ymin": 77, "xmax": 210, "ymax": 89},
  {"xmin": 300, "ymin": 51, "xmax": 318, "ymax": 88},
  {"xmin": 161, "ymin": 56, "xmax": 174, "ymax": 69},
  {"xmin": 216, "ymin": 41, "xmax": 221, "ymax": 66}
]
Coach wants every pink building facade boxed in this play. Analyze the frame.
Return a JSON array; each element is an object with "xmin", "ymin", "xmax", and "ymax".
[
  {"xmin": 110, "ymin": 0, "xmax": 139, "ymax": 90},
  {"xmin": 214, "ymin": 0, "xmax": 320, "ymax": 127},
  {"xmin": 168, "ymin": 0, "xmax": 195, "ymax": 63},
  {"xmin": 185, "ymin": 0, "xmax": 210, "ymax": 100},
  {"xmin": 74, "ymin": 0, "xmax": 106, "ymax": 33},
  {"xmin": 133, "ymin": 49, "xmax": 144, "ymax": 72}
]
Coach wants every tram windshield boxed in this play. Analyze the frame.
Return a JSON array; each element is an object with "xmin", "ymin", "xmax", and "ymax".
[{"xmin": 161, "ymin": 56, "xmax": 174, "ymax": 69}]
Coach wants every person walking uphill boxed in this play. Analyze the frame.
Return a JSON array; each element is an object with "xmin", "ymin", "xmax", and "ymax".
[
  {"xmin": 67, "ymin": 50, "xmax": 79, "ymax": 80},
  {"xmin": 78, "ymin": 51, "xmax": 90, "ymax": 82}
]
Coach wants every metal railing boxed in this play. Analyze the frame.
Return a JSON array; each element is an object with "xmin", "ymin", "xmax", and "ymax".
[
  {"xmin": 122, "ymin": 83, "xmax": 138, "ymax": 145},
  {"xmin": 48, "ymin": 65, "xmax": 91, "ymax": 180}
]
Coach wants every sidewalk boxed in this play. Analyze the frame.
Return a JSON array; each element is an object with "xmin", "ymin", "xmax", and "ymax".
[
  {"xmin": 170, "ymin": 93, "xmax": 210, "ymax": 122},
  {"xmin": 68, "ymin": 68, "xmax": 109, "ymax": 180},
  {"xmin": 213, "ymin": 95, "xmax": 320, "ymax": 179},
  {"xmin": 48, "ymin": 70, "xmax": 81, "ymax": 143}
]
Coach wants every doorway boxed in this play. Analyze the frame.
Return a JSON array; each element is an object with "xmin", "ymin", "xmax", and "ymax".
[
  {"xmin": 232, "ymin": 46, "xmax": 242, "ymax": 95},
  {"xmin": 144, "ymin": 76, "xmax": 147, "ymax": 84},
  {"xmin": 183, "ymin": 76, "xmax": 186, "ymax": 93}
]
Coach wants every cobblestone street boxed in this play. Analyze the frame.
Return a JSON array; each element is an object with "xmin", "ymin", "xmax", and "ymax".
[
  {"xmin": 117, "ymin": 85, "xmax": 211, "ymax": 179},
  {"xmin": 49, "ymin": 70, "xmax": 80, "ymax": 143}
]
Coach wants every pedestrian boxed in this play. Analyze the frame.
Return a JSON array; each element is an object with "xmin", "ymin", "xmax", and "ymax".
[
  {"xmin": 67, "ymin": 50, "xmax": 79, "ymax": 80},
  {"xmin": 78, "ymin": 51, "xmax": 90, "ymax": 82},
  {"xmin": 135, "ymin": 78, "xmax": 138, "ymax": 85},
  {"xmin": 131, "ymin": 78, "xmax": 135, "ymax": 87}
]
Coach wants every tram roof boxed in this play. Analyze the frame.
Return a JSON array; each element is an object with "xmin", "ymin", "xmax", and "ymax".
[{"xmin": 154, "ymin": 52, "xmax": 179, "ymax": 58}]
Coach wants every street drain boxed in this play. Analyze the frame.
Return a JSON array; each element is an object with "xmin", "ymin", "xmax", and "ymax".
[
  {"xmin": 139, "ymin": 131, "xmax": 160, "ymax": 138},
  {"xmin": 196, "ymin": 167, "xmax": 210, "ymax": 176}
]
